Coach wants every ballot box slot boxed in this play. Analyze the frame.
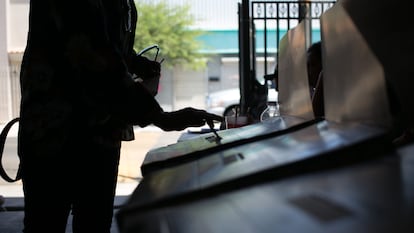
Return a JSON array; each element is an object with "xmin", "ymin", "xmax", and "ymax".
[
  {"xmin": 222, "ymin": 153, "xmax": 244, "ymax": 165},
  {"xmin": 288, "ymin": 194, "xmax": 354, "ymax": 223}
]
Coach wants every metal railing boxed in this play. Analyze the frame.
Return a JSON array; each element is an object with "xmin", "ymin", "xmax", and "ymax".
[
  {"xmin": 238, "ymin": 0, "xmax": 336, "ymax": 117},
  {"xmin": 251, "ymin": 0, "xmax": 335, "ymax": 74}
]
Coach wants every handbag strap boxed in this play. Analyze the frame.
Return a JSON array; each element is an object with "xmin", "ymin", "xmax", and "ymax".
[{"xmin": 0, "ymin": 117, "xmax": 22, "ymax": 182}]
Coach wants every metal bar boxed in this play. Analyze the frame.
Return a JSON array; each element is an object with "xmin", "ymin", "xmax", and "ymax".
[
  {"xmin": 264, "ymin": 2, "xmax": 268, "ymax": 75},
  {"xmin": 239, "ymin": 0, "xmax": 251, "ymax": 116}
]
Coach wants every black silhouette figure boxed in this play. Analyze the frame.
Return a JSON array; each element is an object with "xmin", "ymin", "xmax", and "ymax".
[{"xmin": 18, "ymin": 1, "xmax": 222, "ymax": 232}]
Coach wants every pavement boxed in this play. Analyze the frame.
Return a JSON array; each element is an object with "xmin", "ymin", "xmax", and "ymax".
[{"xmin": 0, "ymin": 123, "xmax": 187, "ymax": 232}]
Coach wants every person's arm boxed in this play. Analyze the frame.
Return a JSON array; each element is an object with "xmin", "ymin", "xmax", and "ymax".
[
  {"xmin": 53, "ymin": 0, "xmax": 162, "ymax": 127},
  {"xmin": 128, "ymin": 1, "xmax": 162, "ymax": 96},
  {"xmin": 152, "ymin": 108, "xmax": 223, "ymax": 131}
]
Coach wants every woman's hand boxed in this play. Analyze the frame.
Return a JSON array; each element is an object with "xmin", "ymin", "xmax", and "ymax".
[{"xmin": 153, "ymin": 107, "xmax": 223, "ymax": 131}]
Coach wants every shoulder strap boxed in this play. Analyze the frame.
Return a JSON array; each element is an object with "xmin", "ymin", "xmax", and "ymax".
[{"xmin": 0, "ymin": 118, "xmax": 21, "ymax": 182}]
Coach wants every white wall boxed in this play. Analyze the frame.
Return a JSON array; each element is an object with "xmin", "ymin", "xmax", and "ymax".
[
  {"xmin": 0, "ymin": 0, "xmax": 11, "ymax": 122},
  {"xmin": 0, "ymin": 0, "xmax": 28, "ymax": 122},
  {"xmin": 8, "ymin": 0, "xmax": 29, "ymax": 52}
]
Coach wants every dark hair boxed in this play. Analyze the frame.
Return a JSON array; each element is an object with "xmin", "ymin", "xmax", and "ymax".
[{"xmin": 307, "ymin": 41, "xmax": 322, "ymax": 61}]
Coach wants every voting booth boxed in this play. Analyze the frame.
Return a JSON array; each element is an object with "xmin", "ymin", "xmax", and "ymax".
[{"xmin": 117, "ymin": 1, "xmax": 414, "ymax": 232}]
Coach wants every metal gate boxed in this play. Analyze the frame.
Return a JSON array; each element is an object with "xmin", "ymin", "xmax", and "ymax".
[{"xmin": 238, "ymin": 0, "xmax": 336, "ymax": 117}]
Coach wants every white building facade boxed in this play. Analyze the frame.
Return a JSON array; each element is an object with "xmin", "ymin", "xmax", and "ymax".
[{"xmin": 0, "ymin": 0, "xmax": 30, "ymax": 122}]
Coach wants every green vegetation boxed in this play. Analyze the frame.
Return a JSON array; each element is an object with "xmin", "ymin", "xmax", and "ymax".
[{"xmin": 134, "ymin": 1, "xmax": 207, "ymax": 70}]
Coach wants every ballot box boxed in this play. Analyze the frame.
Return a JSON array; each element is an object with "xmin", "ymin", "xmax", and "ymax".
[
  {"xmin": 141, "ymin": 116, "xmax": 317, "ymax": 175},
  {"xmin": 117, "ymin": 143, "xmax": 414, "ymax": 233},
  {"xmin": 117, "ymin": 1, "xmax": 413, "ymax": 232},
  {"xmin": 119, "ymin": 120, "xmax": 391, "ymax": 211}
]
